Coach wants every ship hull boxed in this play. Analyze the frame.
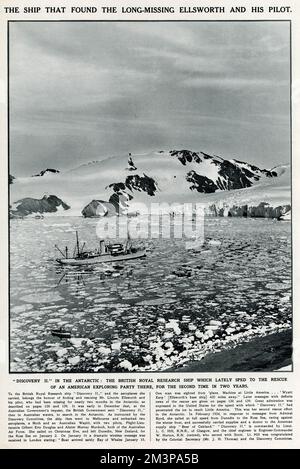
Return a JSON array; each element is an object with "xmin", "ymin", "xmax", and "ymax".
[{"xmin": 56, "ymin": 250, "xmax": 146, "ymax": 266}]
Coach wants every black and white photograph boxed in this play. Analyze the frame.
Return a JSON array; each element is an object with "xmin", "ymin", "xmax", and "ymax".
[{"xmin": 9, "ymin": 21, "xmax": 292, "ymax": 373}]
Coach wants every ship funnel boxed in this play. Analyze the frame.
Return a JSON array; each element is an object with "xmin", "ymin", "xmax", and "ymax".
[{"xmin": 100, "ymin": 239, "xmax": 105, "ymax": 254}]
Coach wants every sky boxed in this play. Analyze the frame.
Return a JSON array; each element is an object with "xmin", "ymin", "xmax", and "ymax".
[{"xmin": 9, "ymin": 21, "xmax": 290, "ymax": 176}]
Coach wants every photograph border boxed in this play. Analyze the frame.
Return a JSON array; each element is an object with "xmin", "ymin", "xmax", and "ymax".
[{"xmin": 7, "ymin": 19, "xmax": 293, "ymax": 374}]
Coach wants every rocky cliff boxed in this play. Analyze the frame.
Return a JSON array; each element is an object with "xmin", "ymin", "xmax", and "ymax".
[
  {"xmin": 10, "ymin": 194, "xmax": 70, "ymax": 217},
  {"xmin": 207, "ymin": 202, "xmax": 291, "ymax": 219}
]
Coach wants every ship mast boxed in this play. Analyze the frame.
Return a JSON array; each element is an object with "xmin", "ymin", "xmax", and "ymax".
[
  {"xmin": 76, "ymin": 231, "xmax": 80, "ymax": 257},
  {"xmin": 126, "ymin": 228, "xmax": 132, "ymax": 252}
]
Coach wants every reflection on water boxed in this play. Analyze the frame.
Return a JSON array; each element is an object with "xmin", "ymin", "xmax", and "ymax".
[{"xmin": 10, "ymin": 216, "xmax": 292, "ymax": 372}]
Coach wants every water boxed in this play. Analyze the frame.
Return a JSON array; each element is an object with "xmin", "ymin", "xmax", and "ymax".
[{"xmin": 10, "ymin": 216, "xmax": 292, "ymax": 372}]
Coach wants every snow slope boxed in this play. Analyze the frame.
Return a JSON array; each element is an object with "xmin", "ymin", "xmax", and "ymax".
[{"xmin": 10, "ymin": 150, "xmax": 290, "ymax": 216}]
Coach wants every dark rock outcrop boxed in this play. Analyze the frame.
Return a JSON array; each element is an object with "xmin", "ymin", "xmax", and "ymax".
[
  {"xmin": 127, "ymin": 156, "xmax": 137, "ymax": 171},
  {"xmin": 233, "ymin": 159, "xmax": 277, "ymax": 178},
  {"xmin": 109, "ymin": 192, "xmax": 133, "ymax": 214},
  {"xmin": 11, "ymin": 194, "xmax": 70, "ymax": 217},
  {"xmin": 82, "ymin": 173, "xmax": 157, "ymax": 218},
  {"xmin": 9, "ymin": 174, "xmax": 15, "ymax": 184},
  {"xmin": 108, "ymin": 174, "xmax": 157, "ymax": 197},
  {"xmin": 186, "ymin": 158, "xmax": 274, "ymax": 193},
  {"xmin": 169, "ymin": 150, "xmax": 277, "ymax": 193},
  {"xmin": 186, "ymin": 171, "xmax": 218, "ymax": 193},
  {"xmin": 170, "ymin": 149, "xmax": 202, "ymax": 165},
  {"xmin": 32, "ymin": 168, "xmax": 60, "ymax": 177},
  {"xmin": 216, "ymin": 160, "xmax": 254, "ymax": 190}
]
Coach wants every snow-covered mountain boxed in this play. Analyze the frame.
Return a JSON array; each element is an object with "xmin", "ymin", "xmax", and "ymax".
[{"xmin": 10, "ymin": 150, "xmax": 290, "ymax": 217}]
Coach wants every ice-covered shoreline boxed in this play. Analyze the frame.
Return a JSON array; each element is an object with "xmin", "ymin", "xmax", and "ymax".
[
  {"xmin": 55, "ymin": 315, "xmax": 292, "ymax": 373},
  {"xmin": 10, "ymin": 217, "xmax": 292, "ymax": 373}
]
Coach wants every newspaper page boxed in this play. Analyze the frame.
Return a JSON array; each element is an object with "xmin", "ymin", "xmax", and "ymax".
[{"xmin": 0, "ymin": 0, "xmax": 299, "ymax": 453}]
